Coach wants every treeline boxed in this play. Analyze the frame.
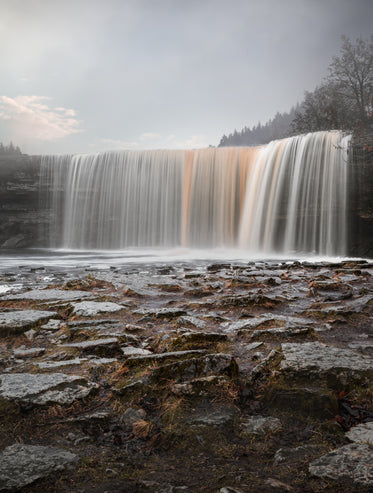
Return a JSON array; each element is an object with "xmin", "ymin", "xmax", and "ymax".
[
  {"xmin": 0, "ymin": 142, "xmax": 22, "ymax": 156},
  {"xmin": 219, "ymin": 106, "xmax": 299, "ymax": 147},
  {"xmin": 219, "ymin": 35, "xmax": 373, "ymax": 147}
]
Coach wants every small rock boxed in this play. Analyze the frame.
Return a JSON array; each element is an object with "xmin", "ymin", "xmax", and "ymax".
[
  {"xmin": 24, "ymin": 329, "xmax": 37, "ymax": 341},
  {"xmin": 13, "ymin": 347, "xmax": 45, "ymax": 358},
  {"xmin": 41, "ymin": 319, "xmax": 61, "ymax": 331},
  {"xmin": 121, "ymin": 407, "xmax": 146, "ymax": 429},
  {"xmin": 121, "ymin": 346, "xmax": 152, "ymax": 357},
  {"xmin": 264, "ymin": 478, "xmax": 293, "ymax": 491},
  {"xmin": 346, "ymin": 422, "xmax": 373, "ymax": 445},
  {"xmin": 220, "ymin": 487, "xmax": 245, "ymax": 493},
  {"xmin": 245, "ymin": 342, "xmax": 263, "ymax": 351},
  {"xmin": 241, "ymin": 416, "xmax": 282, "ymax": 435},
  {"xmin": 274, "ymin": 444, "xmax": 320, "ymax": 464}
]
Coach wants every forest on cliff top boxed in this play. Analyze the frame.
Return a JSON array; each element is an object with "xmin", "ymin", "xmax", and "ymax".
[{"xmin": 219, "ymin": 36, "xmax": 373, "ymax": 147}]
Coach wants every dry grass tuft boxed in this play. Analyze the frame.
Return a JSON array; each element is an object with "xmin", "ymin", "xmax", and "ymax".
[{"xmin": 132, "ymin": 419, "xmax": 154, "ymax": 439}]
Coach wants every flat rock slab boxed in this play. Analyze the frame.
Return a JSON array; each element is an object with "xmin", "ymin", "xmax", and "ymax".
[
  {"xmin": 223, "ymin": 314, "xmax": 314, "ymax": 334},
  {"xmin": 280, "ymin": 342, "xmax": 373, "ymax": 386},
  {"xmin": 309, "ymin": 443, "xmax": 373, "ymax": 486},
  {"xmin": 37, "ymin": 358, "xmax": 117, "ymax": 369},
  {"xmin": 134, "ymin": 307, "xmax": 187, "ymax": 319},
  {"xmin": 62, "ymin": 337, "xmax": 120, "ymax": 354},
  {"xmin": 346, "ymin": 422, "xmax": 373, "ymax": 445},
  {"xmin": 71, "ymin": 301, "xmax": 124, "ymax": 317},
  {"xmin": 0, "ymin": 373, "xmax": 97, "ymax": 406},
  {"xmin": 0, "ymin": 310, "xmax": 57, "ymax": 335},
  {"xmin": 250, "ymin": 327, "xmax": 312, "ymax": 339},
  {"xmin": 0, "ymin": 443, "xmax": 78, "ymax": 491},
  {"xmin": 4, "ymin": 289, "xmax": 92, "ymax": 301}
]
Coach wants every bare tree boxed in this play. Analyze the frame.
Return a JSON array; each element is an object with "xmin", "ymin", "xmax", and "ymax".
[{"xmin": 328, "ymin": 35, "xmax": 373, "ymax": 123}]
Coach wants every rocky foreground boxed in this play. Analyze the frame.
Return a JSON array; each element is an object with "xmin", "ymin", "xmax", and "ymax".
[{"xmin": 0, "ymin": 258, "xmax": 372, "ymax": 492}]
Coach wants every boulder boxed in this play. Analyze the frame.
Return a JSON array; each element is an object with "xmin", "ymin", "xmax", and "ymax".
[
  {"xmin": 0, "ymin": 444, "xmax": 78, "ymax": 491},
  {"xmin": 0, "ymin": 310, "xmax": 57, "ymax": 336},
  {"xmin": 0, "ymin": 372, "xmax": 97, "ymax": 406},
  {"xmin": 309, "ymin": 443, "xmax": 373, "ymax": 486},
  {"xmin": 280, "ymin": 342, "xmax": 373, "ymax": 387}
]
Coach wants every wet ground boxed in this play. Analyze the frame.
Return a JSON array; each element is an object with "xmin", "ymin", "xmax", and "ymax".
[{"xmin": 0, "ymin": 251, "xmax": 372, "ymax": 492}]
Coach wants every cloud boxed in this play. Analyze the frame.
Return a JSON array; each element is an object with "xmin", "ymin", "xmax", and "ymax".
[{"xmin": 0, "ymin": 95, "xmax": 82, "ymax": 141}]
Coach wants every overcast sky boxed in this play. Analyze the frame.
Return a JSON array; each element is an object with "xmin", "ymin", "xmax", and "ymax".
[{"xmin": 0, "ymin": 0, "xmax": 372, "ymax": 154}]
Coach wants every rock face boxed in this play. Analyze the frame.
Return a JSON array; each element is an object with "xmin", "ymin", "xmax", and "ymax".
[
  {"xmin": 0, "ymin": 310, "xmax": 57, "ymax": 335},
  {"xmin": 309, "ymin": 443, "xmax": 373, "ymax": 486},
  {"xmin": 0, "ymin": 444, "xmax": 78, "ymax": 491},
  {"xmin": 0, "ymin": 155, "xmax": 45, "ymax": 248},
  {"xmin": 0, "ymin": 373, "xmax": 97, "ymax": 406}
]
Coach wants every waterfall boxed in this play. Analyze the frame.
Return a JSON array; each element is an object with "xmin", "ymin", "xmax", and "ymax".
[{"xmin": 41, "ymin": 130, "xmax": 350, "ymax": 255}]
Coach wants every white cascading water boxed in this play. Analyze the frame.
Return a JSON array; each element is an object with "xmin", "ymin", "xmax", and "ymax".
[{"xmin": 41, "ymin": 130, "xmax": 350, "ymax": 255}]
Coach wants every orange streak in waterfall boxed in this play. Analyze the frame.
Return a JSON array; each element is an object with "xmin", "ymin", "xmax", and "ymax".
[{"xmin": 181, "ymin": 150, "xmax": 195, "ymax": 246}]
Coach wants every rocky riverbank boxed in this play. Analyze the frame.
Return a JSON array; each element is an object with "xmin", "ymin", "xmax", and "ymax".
[{"xmin": 0, "ymin": 258, "xmax": 372, "ymax": 492}]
